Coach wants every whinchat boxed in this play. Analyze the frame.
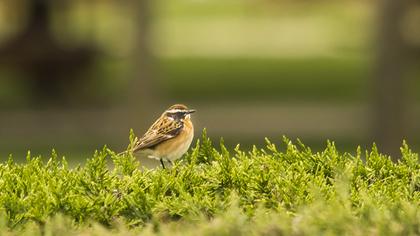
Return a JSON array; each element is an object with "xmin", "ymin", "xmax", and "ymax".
[{"xmin": 128, "ymin": 104, "xmax": 195, "ymax": 169}]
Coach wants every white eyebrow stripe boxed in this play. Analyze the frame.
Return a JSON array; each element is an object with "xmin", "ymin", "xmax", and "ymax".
[{"xmin": 167, "ymin": 109, "xmax": 185, "ymax": 113}]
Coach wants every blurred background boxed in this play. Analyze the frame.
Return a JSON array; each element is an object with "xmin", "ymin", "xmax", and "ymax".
[{"xmin": 0, "ymin": 0, "xmax": 419, "ymax": 163}]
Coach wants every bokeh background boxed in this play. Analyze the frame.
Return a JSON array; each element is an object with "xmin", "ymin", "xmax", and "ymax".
[{"xmin": 0, "ymin": 0, "xmax": 419, "ymax": 163}]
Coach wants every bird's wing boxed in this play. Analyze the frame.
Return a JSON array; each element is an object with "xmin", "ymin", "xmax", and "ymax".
[{"xmin": 132, "ymin": 116, "xmax": 183, "ymax": 152}]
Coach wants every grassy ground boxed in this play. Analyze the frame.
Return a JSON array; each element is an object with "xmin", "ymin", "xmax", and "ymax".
[{"xmin": 0, "ymin": 131, "xmax": 418, "ymax": 235}]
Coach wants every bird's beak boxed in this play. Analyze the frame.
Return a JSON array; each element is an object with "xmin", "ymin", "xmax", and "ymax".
[{"xmin": 186, "ymin": 109, "xmax": 196, "ymax": 114}]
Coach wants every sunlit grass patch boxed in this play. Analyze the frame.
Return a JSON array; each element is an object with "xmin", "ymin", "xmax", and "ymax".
[{"xmin": 0, "ymin": 130, "xmax": 418, "ymax": 235}]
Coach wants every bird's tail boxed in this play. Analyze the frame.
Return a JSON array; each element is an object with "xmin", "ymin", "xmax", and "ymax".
[{"xmin": 116, "ymin": 134, "xmax": 139, "ymax": 156}]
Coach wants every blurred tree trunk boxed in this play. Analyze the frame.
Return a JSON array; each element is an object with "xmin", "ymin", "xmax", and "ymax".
[
  {"xmin": 372, "ymin": 0, "xmax": 410, "ymax": 160},
  {"xmin": 0, "ymin": 0, "xmax": 95, "ymax": 106},
  {"xmin": 128, "ymin": 0, "xmax": 159, "ymax": 115}
]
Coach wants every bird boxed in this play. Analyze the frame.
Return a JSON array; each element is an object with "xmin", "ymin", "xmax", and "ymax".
[{"xmin": 126, "ymin": 104, "xmax": 195, "ymax": 169}]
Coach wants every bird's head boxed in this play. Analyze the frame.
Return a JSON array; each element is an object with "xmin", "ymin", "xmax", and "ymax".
[{"xmin": 165, "ymin": 104, "xmax": 196, "ymax": 120}]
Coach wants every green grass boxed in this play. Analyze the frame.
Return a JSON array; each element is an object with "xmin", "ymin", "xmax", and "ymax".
[
  {"xmin": 158, "ymin": 57, "xmax": 370, "ymax": 102},
  {"xmin": 0, "ymin": 130, "xmax": 419, "ymax": 235}
]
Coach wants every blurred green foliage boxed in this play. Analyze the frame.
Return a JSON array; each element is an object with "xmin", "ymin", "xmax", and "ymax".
[
  {"xmin": 0, "ymin": 130, "xmax": 418, "ymax": 235},
  {"xmin": 159, "ymin": 57, "xmax": 369, "ymax": 102}
]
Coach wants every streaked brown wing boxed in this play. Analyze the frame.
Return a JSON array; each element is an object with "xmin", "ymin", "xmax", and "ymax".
[{"xmin": 133, "ymin": 116, "xmax": 183, "ymax": 152}]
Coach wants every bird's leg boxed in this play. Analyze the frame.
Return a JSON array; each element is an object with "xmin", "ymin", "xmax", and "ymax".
[
  {"xmin": 167, "ymin": 160, "xmax": 173, "ymax": 166},
  {"xmin": 160, "ymin": 158, "xmax": 166, "ymax": 169}
]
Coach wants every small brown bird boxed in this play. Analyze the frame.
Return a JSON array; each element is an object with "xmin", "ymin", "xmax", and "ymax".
[{"xmin": 130, "ymin": 104, "xmax": 195, "ymax": 169}]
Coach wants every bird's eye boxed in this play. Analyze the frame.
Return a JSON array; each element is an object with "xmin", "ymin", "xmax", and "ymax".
[{"xmin": 167, "ymin": 111, "xmax": 185, "ymax": 119}]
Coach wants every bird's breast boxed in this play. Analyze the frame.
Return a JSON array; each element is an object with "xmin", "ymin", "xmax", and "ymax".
[{"xmin": 156, "ymin": 121, "xmax": 194, "ymax": 161}]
